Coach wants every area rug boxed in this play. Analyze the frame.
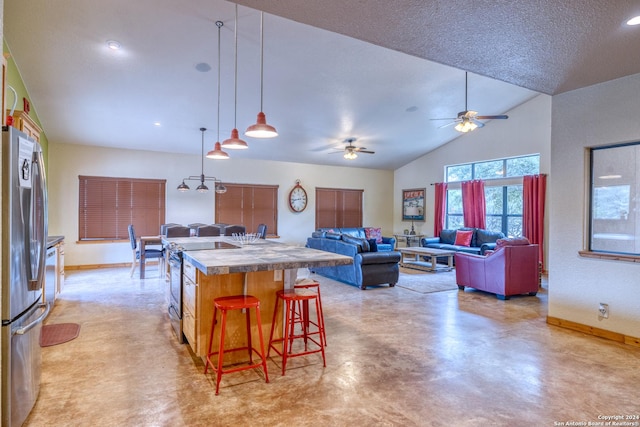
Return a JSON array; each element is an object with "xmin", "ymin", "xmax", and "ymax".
[
  {"xmin": 40, "ymin": 323, "xmax": 81, "ymax": 347},
  {"xmin": 395, "ymin": 267, "xmax": 458, "ymax": 294}
]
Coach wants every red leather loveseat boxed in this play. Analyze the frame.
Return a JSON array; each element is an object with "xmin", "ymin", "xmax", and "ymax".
[{"xmin": 454, "ymin": 237, "xmax": 539, "ymax": 300}]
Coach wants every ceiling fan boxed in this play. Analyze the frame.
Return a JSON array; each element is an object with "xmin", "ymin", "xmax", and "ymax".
[
  {"xmin": 330, "ymin": 138, "xmax": 375, "ymax": 160},
  {"xmin": 431, "ymin": 72, "xmax": 509, "ymax": 133}
]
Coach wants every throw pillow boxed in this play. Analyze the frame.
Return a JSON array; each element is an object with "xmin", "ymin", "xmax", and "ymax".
[
  {"xmin": 341, "ymin": 234, "xmax": 370, "ymax": 252},
  {"xmin": 367, "ymin": 238, "xmax": 378, "ymax": 252},
  {"xmin": 364, "ymin": 227, "xmax": 383, "ymax": 244},
  {"xmin": 454, "ymin": 230, "xmax": 473, "ymax": 247}
]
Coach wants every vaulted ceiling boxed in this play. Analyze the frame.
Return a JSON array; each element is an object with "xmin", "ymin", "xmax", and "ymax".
[{"xmin": 5, "ymin": 1, "xmax": 640, "ymax": 169}]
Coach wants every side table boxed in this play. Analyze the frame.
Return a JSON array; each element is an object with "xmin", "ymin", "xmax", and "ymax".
[{"xmin": 393, "ymin": 234, "xmax": 425, "ymax": 249}]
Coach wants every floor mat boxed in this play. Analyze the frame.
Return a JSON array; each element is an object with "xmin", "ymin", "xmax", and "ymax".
[{"xmin": 40, "ymin": 323, "xmax": 81, "ymax": 347}]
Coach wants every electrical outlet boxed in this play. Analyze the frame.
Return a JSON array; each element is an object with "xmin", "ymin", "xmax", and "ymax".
[{"xmin": 599, "ymin": 303, "xmax": 609, "ymax": 319}]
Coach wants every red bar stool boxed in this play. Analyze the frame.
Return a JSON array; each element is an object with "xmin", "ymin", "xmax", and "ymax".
[
  {"xmin": 204, "ymin": 295, "xmax": 269, "ymax": 395},
  {"xmin": 267, "ymin": 289, "xmax": 326, "ymax": 376},
  {"xmin": 293, "ymin": 278, "xmax": 326, "ymax": 346}
]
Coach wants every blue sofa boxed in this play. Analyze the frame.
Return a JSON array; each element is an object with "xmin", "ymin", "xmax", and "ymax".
[
  {"xmin": 306, "ymin": 228, "xmax": 400, "ymax": 290},
  {"xmin": 421, "ymin": 228, "xmax": 505, "ymax": 256}
]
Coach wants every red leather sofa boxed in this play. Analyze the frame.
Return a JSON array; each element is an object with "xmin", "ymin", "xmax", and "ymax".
[{"xmin": 454, "ymin": 238, "xmax": 539, "ymax": 300}]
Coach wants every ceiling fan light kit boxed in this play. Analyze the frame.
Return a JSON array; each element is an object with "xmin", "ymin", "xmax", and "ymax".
[{"xmin": 431, "ymin": 71, "xmax": 509, "ymax": 133}]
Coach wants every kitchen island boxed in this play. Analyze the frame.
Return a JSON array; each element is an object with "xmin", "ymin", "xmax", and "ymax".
[{"xmin": 163, "ymin": 237, "xmax": 352, "ymax": 360}]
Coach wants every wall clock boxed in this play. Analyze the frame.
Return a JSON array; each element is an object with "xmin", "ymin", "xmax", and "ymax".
[{"xmin": 289, "ymin": 180, "xmax": 308, "ymax": 212}]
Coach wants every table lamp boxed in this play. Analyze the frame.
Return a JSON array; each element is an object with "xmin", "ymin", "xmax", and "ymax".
[{"xmin": 405, "ymin": 206, "xmax": 420, "ymax": 235}]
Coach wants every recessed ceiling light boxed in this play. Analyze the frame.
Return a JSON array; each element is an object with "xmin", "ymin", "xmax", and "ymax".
[
  {"xmin": 626, "ymin": 15, "xmax": 640, "ymax": 26},
  {"xmin": 153, "ymin": 122, "xmax": 162, "ymax": 127},
  {"xmin": 106, "ymin": 40, "xmax": 121, "ymax": 50}
]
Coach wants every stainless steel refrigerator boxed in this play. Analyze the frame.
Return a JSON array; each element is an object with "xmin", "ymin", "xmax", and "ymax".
[{"xmin": 1, "ymin": 126, "xmax": 49, "ymax": 427}]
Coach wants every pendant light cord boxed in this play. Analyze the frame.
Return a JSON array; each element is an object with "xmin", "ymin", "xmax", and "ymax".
[
  {"xmin": 216, "ymin": 21, "xmax": 223, "ymax": 143},
  {"xmin": 260, "ymin": 12, "xmax": 264, "ymax": 112},
  {"xmin": 233, "ymin": 4, "xmax": 239, "ymax": 128}
]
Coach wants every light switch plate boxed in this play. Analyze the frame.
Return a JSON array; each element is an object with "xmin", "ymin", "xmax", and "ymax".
[{"xmin": 274, "ymin": 269, "xmax": 283, "ymax": 281}]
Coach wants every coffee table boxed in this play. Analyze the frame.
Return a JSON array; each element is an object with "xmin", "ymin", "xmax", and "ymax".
[{"xmin": 399, "ymin": 247, "xmax": 456, "ymax": 272}]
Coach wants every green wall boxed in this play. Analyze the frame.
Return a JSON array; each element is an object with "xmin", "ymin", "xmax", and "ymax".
[{"xmin": 3, "ymin": 40, "xmax": 50, "ymax": 170}]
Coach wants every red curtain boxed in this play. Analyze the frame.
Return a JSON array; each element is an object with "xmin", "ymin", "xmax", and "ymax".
[
  {"xmin": 523, "ymin": 174, "xmax": 546, "ymax": 270},
  {"xmin": 433, "ymin": 182, "xmax": 448, "ymax": 236},
  {"xmin": 461, "ymin": 180, "xmax": 486, "ymax": 229}
]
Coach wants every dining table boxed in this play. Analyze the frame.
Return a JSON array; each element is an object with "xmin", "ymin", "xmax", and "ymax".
[{"xmin": 139, "ymin": 235, "xmax": 163, "ymax": 279}]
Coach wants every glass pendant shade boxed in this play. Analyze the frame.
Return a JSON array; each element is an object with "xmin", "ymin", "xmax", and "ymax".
[
  {"xmin": 221, "ymin": 128, "xmax": 249, "ymax": 149},
  {"xmin": 455, "ymin": 119, "xmax": 478, "ymax": 133},
  {"xmin": 245, "ymin": 112, "xmax": 278, "ymax": 138},
  {"xmin": 206, "ymin": 142, "xmax": 230, "ymax": 159},
  {"xmin": 177, "ymin": 180, "xmax": 190, "ymax": 192},
  {"xmin": 196, "ymin": 182, "xmax": 209, "ymax": 193},
  {"xmin": 215, "ymin": 183, "xmax": 227, "ymax": 194}
]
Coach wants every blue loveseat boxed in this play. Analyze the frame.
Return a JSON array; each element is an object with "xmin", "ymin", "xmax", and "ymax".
[
  {"xmin": 306, "ymin": 228, "xmax": 400, "ymax": 290},
  {"xmin": 421, "ymin": 228, "xmax": 505, "ymax": 256}
]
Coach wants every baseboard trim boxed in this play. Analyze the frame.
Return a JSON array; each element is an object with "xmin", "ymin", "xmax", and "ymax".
[
  {"xmin": 547, "ymin": 316, "xmax": 640, "ymax": 348},
  {"xmin": 66, "ymin": 261, "xmax": 160, "ymax": 271}
]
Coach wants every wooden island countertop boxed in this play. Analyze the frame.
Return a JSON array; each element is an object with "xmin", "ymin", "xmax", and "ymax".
[{"xmin": 174, "ymin": 238, "xmax": 353, "ymax": 275}]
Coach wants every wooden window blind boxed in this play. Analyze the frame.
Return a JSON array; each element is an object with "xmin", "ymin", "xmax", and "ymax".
[
  {"xmin": 315, "ymin": 187, "xmax": 363, "ymax": 229},
  {"xmin": 215, "ymin": 183, "xmax": 278, "ymax": 235},
  {"xmin": 78, "ymin": 176, "xmax": 166, "ymax": 240}
]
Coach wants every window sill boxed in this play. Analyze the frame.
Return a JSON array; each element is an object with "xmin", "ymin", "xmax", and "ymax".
[
  {"xmin": 578, "ymin": 250, "xmax": 640, "ymax": 263},
  {"xmin": 77, "ymin": 239, "xmax": 128, "ymax": 244}
]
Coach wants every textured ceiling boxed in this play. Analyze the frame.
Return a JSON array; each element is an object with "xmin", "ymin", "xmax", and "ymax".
[
  {"xmin": 4, "ymin": 1, "xmax": 640, "ymax": 170},
  {"xmin": 234, "ymin": 0, "xmax": 640, "ymax": 95}
]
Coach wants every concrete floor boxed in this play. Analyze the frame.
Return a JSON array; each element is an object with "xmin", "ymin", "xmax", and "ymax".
[{"xmin": 25, "ymin": 266, "xmax": 639, "ymax": 427}]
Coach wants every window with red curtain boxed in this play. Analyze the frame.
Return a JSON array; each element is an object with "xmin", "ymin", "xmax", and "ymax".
[{"xmin": 78, "ymin": 176, "xmax": 166, "ymax": 240}]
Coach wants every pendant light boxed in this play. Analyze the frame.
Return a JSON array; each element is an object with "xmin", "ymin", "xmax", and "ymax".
[
  {"xmin": 222, "ymin": 4, "xmax": 249, "ymax": 149},
  {"xmin": 207, "ymin": 21, "xmax": 230, "ymax": 160},
  {"xmin": 177, "ymin": 127, "xmax": 226, "ymax": 193},
  {"xmin": 245, "ymin": 12, "xmax": 278, "ymax": 138}
]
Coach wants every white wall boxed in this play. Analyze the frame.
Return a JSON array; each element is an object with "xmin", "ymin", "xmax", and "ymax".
[
  {"xmin": 48, "ymin": 143, "xmax": 393, "ymax": 266},
  {"xmin": 550, "ymin": 73, "xmax": 640, "ymax": 337},
  {"xmin": 394, "ymin": 94, "xmax": 552, "ymax": 237}
]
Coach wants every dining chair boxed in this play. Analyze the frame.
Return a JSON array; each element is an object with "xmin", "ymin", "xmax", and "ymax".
[
  {"xmin": 128, "ymin": 224, "xmax": 164, "ymax": 278},
  {"xmin": 165, "ymin": 225, "xmax": 191, "ymax": 238},
  {"xmin": 160, "ymin": 223, "xmax": 181, "ymax": 235},
  {"xmin": 256, "ymin": 224, "xmax": 267, "ymax": 239},
  {"xmin": 196, "ymin": 225, "xmax": 222, "ymax": 237},
  {"xmin": 223, "ymin": 225, "xmax": 246, "ymax": 236}
]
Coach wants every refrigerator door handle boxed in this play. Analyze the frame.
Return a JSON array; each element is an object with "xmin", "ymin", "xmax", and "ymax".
[
  {"xmin": 26, "ymin": 148, "xmax": 48, "ymax": 289},
  {"xmin": 14, "ymin": 302, "xmax": 50, "ymax": 335}
]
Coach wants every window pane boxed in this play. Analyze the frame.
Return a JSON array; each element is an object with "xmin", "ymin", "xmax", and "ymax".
[
  {"xmin": 507, "ymin": 185, "xmax": 523, "ymax": 214},
  {"xmin": 447, "ymin": 189, "xmax": 462, "ymax": 214},
  {"xmin": 485, "ymin": 216, "xmax": 502, "ymax": 233},
  {"xmin": 485, "ymin": 187, "xmax": 503, "ymax": 215},
  {"xmin": 508, "ymin": 217, "xmax": 523, "ymax": 237},
  {"xmin": 474, "ymin": 160, "xmax": 503, "ymax": 180},
  {"xmin": 506, "ymin": 155, "xmax": 540, "ymax": 177},
  {"xmin": 446, "ymin": 165, "xmax": 472, "ymax": 182},
  {"xmin": 447, "ymin": 215, "xmax": 464, "ymax": 230},
  {"xmin": 590, "ymin": 143, "xmax": 640, "ymax": 254}
]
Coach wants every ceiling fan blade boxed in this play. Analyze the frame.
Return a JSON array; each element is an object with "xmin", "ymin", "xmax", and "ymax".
[
  {"xmin": 470, "ymin": 119, "xmax": 485, "ymax": 128},
  {"xmin": 430, "ymin": 117, "xmax": 458, "ymax": 121},
  {"xmin": 475, "ymin": 115, "xmax": 509, "ymax": 120},
  {"xmin": 438, "ymin": 121, "xmax": 459, "ymax": 129},
  {"xmin": 359, "ymin": 150, "xmax": 375, "ymax": 154}
]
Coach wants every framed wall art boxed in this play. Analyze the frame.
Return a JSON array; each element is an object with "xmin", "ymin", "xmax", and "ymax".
[{"xmin": 402, "ymin": 188, "xmax": 425, "ymax": 221}]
